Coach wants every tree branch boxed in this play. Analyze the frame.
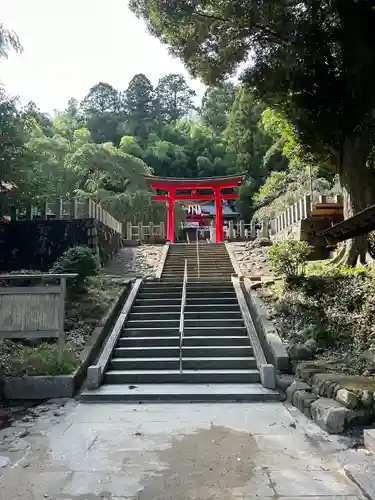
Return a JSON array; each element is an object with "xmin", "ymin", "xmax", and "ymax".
[{"xmin": 176, "ymin": 6, "xmax": 295, "ymax": 45}]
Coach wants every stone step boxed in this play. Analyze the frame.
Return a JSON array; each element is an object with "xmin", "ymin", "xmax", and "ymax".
[
  {"xmin": 183, "ymin": 335, "xmax": 250, "ymax": 346},
  {"xmin": 183, "ymin": 326, "xmax": 247, "ymax": 336},
  {"xmin": 137, "ymin": 291, "xmax": 237, "ymax": 299},
  {"xmin": 128, "ymin": 311, "xmax": 242, "ymax": 320},
  {"xmin": 122, "ymin": 327, "xmax": 247, "ymax": 337},
  {"xmin": 109, "ymin": 356, "xmax": 257, "ymax": 371},
  {"xmin": 125, "ymin": 319, "xmax": 244, "ymax": 328},
  {"xmin": 118, "ymin": 335, "xmax": 249, "ymax": 347},
  {"xmin": 113, "ymin": 346, "xmax": 253, "ymax": 358},
  {"xmin": 81, "ymin": 383, "xmax": 280, "ymax": 403},
  {"xmin": 134, "ymin": 297, "xmax": 239, "ymax": 305},
  {"xmin": 118, "ymin": 336, "xmax": 180, "ymax": 347},
  {"xmin": 139, "ymin": 285, "xmax": 235, "ymax": 293},
  {"xmin": 131, "ymin": 304, "xmax": 240, "ymax": 313},
  {"xmin": 104, "ymin": 369, "xmax": 261, "ymax": 384}
]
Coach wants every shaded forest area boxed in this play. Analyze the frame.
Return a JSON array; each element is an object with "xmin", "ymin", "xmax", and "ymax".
[{"xmin": 1, "ymin": 22, "xmax": 339, "ymax": 230}]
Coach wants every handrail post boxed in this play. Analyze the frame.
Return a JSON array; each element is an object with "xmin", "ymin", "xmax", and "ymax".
[
  {"xmin": 196, "ymin": 229, "xmax": 200, "ymax": 279},
  {"xmin": 179, "ymin": 259, "xmax": 188, "ymax": 373}
]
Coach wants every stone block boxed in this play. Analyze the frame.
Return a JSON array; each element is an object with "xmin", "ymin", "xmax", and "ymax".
[
  {"xmin": 286, "ymin": 380, "xmax": 311, "ymax": 403},
  {"xmin": 361, "ymin": 390, "xmax": 374, "ymax": 407},
  {"xmin": 336, "ymin": 388, "xmax": 359, "ymax": 409},
  {"xmin": 293, "ymin": 390, "xmax": 317, "ymax": 414},
  {"xmin": 277, "ymin": 374, "xmax": 295, "ymax": 392},
  {"xmin": 288, "ymin": 343, "xmax": 313, "ymax": 361},
  {"xmin": 4, "ymin": 376, "xmax": 74, "ymax": 399},
  {"xmin": 310, "ymin": 398, "xmax": 350, "ymax": 434},
  {"xmin": 259, "ymin": 363, "xmax": 276, "ymax": 389},
  {"xmin": 86, "ymin": 365, "xmax": 101, "ymax": 390},
  {"xmin": 346, "ymin": 408, "xmax": 374, "ymax": 427}
]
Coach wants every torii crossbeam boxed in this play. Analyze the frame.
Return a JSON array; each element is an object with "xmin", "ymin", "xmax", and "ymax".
[{"xmin": 144, "ymin": 173, "xmax": 245, "ymax": 243}]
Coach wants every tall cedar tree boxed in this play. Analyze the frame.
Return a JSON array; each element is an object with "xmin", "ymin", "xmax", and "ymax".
[{"xmin": 130, "ymin": 0, "xmax": 375, "ymax": 264}]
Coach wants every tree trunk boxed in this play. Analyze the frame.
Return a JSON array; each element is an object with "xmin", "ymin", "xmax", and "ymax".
[{"xmin": 338, "ymin": 135, "xmax": 375, "ymax": 266}]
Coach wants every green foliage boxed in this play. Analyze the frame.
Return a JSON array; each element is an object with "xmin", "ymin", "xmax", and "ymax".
[
  {"xmin": 50, "ymin": 246, "xmax": 99, "ymax": 286},
  {"xmin": 0, "ymin": 89, "xmax": 28, "ymax": 185},
  {"xmin": 200, "ymin": 82, "xmax": 236, "ymax": 135},
  {"xmin": 0, "ymin": 23, "xmax": 22, "ymax": 59},
  {"xmin": 156, "ymin": 73, "xmax": 196, "ymax": 122},
  {"xmin": 9, "ymin": 344, "xmax": 78, "ymax": 376},
  {"xmin": 268, "ymin": 240, "xmax": 311, "ymax": 278}
]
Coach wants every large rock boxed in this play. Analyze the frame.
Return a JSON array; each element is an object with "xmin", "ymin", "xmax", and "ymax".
[
  {"xmin": 288, "ymin": 343, "xmax": 314, "ymax": 361},
  {"xmin": 336, "ymin": 388, "xmax": 359, "ymax": 410},
  {"xmin": 310, "ymin": 398, "xmax": 350, "ymax": 434},
  {"xmin": 286, "ymin": 380, "xmax": 311, "ymax": 402},
  {"xmin": 304, "ymin": 338, "xmax": 318, "ymax": 354}
]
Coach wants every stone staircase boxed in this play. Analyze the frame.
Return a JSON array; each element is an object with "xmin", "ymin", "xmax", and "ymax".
[{"xmin": 81, "ymin": 243, "xmax": 279, "ymax": 402}]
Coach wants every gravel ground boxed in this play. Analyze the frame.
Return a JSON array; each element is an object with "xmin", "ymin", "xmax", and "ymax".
[
  {"xmin": 104, "ymin": 244, "xmax": 165, "ymax": 279},
  {"xmin": 228, "ymin": 240, "xmax": 274, "ymax": 282}
]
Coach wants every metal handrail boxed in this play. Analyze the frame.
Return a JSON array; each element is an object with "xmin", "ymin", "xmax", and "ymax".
[
  {"xmin": 179, "ymin": 259, "xmax": 188, "ymax": 373},
  {"xmin": 196, "ymin": 229, "xmax": 200, "ymax": 278}
]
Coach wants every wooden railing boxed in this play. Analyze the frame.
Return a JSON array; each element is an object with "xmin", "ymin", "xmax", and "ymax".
[
  {"xmin": 125, "ymin": 222, "xmax": 165, "ymax": 241},
  {"xmin": 0, "ymin": 198, "xmax": 122, "ymax": 234},
  {"xmin": 270, "ymin": 194, "xmax": 343, "ymax": 236}
]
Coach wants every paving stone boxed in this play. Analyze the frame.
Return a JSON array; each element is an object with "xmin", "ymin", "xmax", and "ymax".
[
  {"xmin": 269, "ymin": 469, "xmax": 358, "ymax": 496},
  {"xmin": 344, "ymin": 464, "xmax": 375, "ymax": 500}
]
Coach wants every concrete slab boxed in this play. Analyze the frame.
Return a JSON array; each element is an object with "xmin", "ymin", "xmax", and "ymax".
[
  {"xmin": 344, "ymin": 464, "xmax": 375, "ymax": 500},
  {"xmin": 364, "ymin": 428, "xmax": 375, "ymax": 453},
  {"xmin": 0, "ymin": 401, "xmax": 367, "ymax": 500}
]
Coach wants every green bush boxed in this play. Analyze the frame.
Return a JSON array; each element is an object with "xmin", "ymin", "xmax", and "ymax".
[
  {"xmin": 50, "ymin": 246, "xmax": 99, "ymax": 287},
  {"xmin": 9, "ymin": 344, "xmax": 78, "ymax": 376},
  {"xmin": 268, "ymin": 240, "xmax": 311, "ymax": 278}
]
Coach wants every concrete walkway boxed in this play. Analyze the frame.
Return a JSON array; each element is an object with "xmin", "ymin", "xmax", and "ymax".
[{"xmin": 0, "ymin": 400, "xmax": 367, "ymax": 499}]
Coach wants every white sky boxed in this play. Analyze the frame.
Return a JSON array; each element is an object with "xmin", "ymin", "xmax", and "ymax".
[{"xmin": 1, "ymin": 0, "xmax": 206, "ymax": 114}]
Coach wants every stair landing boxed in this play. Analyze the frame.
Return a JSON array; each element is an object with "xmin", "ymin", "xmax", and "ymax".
[{"xmin": 81, "ymin": 383, "xmax": 280, "ymax": 402}]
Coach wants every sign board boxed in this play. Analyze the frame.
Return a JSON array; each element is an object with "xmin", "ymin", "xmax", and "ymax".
[{"xmin": 182, "ymin": 222, "xmax": 200, "ymax": 228}]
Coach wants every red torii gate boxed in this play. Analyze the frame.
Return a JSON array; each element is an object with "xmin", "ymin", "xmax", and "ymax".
[{"xmin": 144, "ymin": 173, "xmax": 245, "ymax": 243}]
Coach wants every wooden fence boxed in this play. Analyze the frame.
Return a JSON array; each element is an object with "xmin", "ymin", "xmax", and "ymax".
[
  {"xmin": 0, "ymin": 198, "xmax": 122, "ymax": 234},
  {"xmin": 125, "ymin": 222, "xmax": 165, "ymax": 241},
  {"xmin": 0, "ymin": 273, "xmax": 77, "ymax": 361}
]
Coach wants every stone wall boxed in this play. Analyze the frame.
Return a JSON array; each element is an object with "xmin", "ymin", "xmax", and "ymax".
[
  {"xmin": 0, "ymin": 219, "xmax": 121, "ymax": 272},
  {"xmin": 271, "ymin": 217, "xmax": 334, "ymax": 259}
]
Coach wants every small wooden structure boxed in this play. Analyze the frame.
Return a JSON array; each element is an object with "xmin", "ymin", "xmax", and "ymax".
[
  {"xmin": 317, "ymin": 203, "xmax": 375, "ymax": 243},
  {"xmin": 0, "ymin": 273, "xmax": 77, "ymax": 361}
]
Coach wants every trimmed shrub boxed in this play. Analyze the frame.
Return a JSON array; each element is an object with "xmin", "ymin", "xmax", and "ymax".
[
  {"xmin": 50, "ymin": 245, "xmax": 99, "ymax": 288},
  {"xmin": 268, "ymin": 240, "xmax": 311, "ymax": 278}
]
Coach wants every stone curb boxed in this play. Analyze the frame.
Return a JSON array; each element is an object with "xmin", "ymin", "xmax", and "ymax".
[
  {"xmin": 86, "ymin": 279, "xmax": 142, "ymax": 389},
  {"xmin": 225, "ymin": 242, "xmax": 243, "ymax": 278},
  {"xmin": 243, "ymin": 278, "xmax": 289, "ymax": 371},
  {"xmin": 3, "ymin": 282, "xmax": 132, "ymax": 400},
  {"xmin": 232, "ymin": 277, "xmax": 276, "ymax": 389},
  {"xmin": 155, "ymin": 241, "xmax": 170, "ymax": 280}
]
